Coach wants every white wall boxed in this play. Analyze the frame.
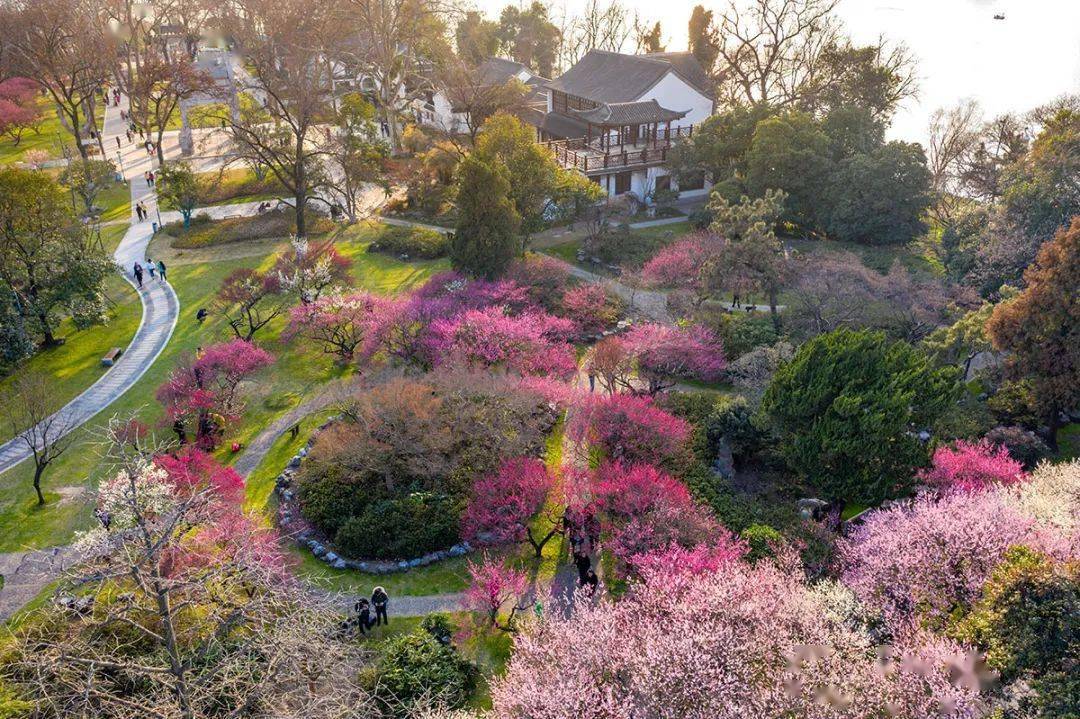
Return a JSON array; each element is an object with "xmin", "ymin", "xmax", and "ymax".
[{"xmin": 638, "ymin": 71, "xmax": 713, "ymax": 127}]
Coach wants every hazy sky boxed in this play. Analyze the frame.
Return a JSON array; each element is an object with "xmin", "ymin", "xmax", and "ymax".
[{"xmin": 470, "ymin": 0, "xmax": 1080, "ymax": 144}]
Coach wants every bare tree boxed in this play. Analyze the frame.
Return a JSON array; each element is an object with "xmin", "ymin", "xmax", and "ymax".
[
  {"xmin": 959, "ymin": 112, "xmax": 1030, "ymax": 202},
  {"xmin": 2, "ymin": 371, "xmax": 77, "ymax": 505},
  {"xmin": 926, "ymin": 99, "xmax": 982, "ymax": 225},
  {"xmin": 7, "ymin": 0, "xmax": 110, "ymax": 164},
  {"xmin": 219, "ymin": 0, "xmax": 346, "ymax": 238},
  {"xmin": 713, "ymin": 0, "xmax": 841, "ymax": 108},
  {"xmin": 0, "ymin": 419, "xmax": 381, "ymax": 719},
  {"xmin": 435, "ymin": 58, "xmax": 528, "ymax": 144},
  {"xmin": 345, "ymin": 0, "xmax": 454, "ymax": 153},
  {"xmin": 561, "ymin": 0, "xmax": 635, "ymax": 67}
]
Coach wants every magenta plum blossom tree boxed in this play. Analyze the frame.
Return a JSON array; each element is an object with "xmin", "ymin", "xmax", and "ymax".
[
  {"xmin": 428, "ymin": 306, "xmax": 578, "ymax": 378},
  {"xmin": 568, "ymin": 393, "xmax": 691, "ymax": 470},
  {"xmin": 285, "ymin": 291, "xmax": 387, "ymax": 363},
  {"xmin": 156, "ymin": 340, "xmax": 273, "ymax": 448},
  {"xmin": 919, "ymin": 439, "xmax": 1026, "ymax": 492},
  {"xmin": 462, "ymin": 457, "xmax": 560, "ymax": 558},
  {"xmin": 560, "ymin": 283, "xmax": 621, "ymax": 335},
  {"xmin": 639, "ymin": 232, "xmax": 719, "ymax": 308},
  {"xmin": 0, "ymin": 77, "xmax": 42, "ymax": 145},
  {"xmin": 463, "ymin": 557, "xmax": 531, "ymax": 632},
  {"xmin": 505, "ymin": 254, "xmax": 572, "ymax": 310},
  {"xmin": 591, "ymin": 461, "xmax": 726, "ymax": 567},
  {"xmin": 837, "ymin": 488, "xmax": 1054, "ymax": 636},
  {"xmin": 622, "ymin": 323, "xmax": 727, "ymax": 394},
  {"xmin": 490, "ymin": 556, "xmax": 984, "ymax": 719},
  {"xmin": 155, "ymin": 448, "xmax": 246, "ymax": 507}
]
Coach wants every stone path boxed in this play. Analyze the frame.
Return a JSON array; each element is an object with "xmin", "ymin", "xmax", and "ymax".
[
  {"xmin": 0, "ymin": 97, "xmax": 180, "ymax": 477},
  {"xmin": 0, "ymin": 546, "xmax": 83, "ymax": 622}
]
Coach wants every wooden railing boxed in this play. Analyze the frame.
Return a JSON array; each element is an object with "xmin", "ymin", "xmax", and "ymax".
[{"xmin": 539, "ymin": 124, "xmax": 694, "ymax": 174}]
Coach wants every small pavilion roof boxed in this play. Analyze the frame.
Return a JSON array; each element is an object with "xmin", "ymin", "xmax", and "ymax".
[{"xmin": 569, "ymin": 99, "xmax": 688, "ymax": 126}]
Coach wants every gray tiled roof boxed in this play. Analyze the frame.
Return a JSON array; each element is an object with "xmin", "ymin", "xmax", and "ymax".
[
  {"xmin": 547, "ymin": 50, "xmax": 713, "ymax": 103},
  {"xmin": 570, "ymin": 99, "xmax": 688, "ymax": 125}
]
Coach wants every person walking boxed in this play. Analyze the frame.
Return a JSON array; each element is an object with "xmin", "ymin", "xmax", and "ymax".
[
  {"xmin": 157, "ymin": 259, "xmax": 167, "ymax": 282},
  {"xmin": 135, "ymin": 203, "xmax": 143, "ymax": 221},
  {"xmin": 354, "ymin": 598, "xmax": 373, "ymax": 635},
  {"xmin": 371, "ymin": 587, "xmax": 389, "ymax": 626},
  {"xmin": 115, "ymin": 136, "xmax": 121, "ymax": 150},
  {"xmin": 144, "ymin": 171, "xmax": 151, "ymax": 187},
  {"xmin": 126, "ymin": 129, "xmax": 133, "ymax": 144},
  {"xmin": 146, "ymin": 259, "xmax": 156, "ymax": 279},
  {"xmin": 148, "ymin": 171, "xmax": 155, "ymax": 186},
  {"xmin": 139, "ymin": 202, "xmax": 148, "ymax": 220},
  {"xmin": 133, "ymin": 263, "xmax": 143, "ymax": 288}
]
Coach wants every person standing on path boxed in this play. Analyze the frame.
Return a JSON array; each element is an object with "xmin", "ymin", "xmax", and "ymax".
[
  {"xmin": 354, "ymin": 598, "xmax": 373, "ymax": 635},
  {"xmin": 115, "ymin": 136, "xmax": 121, "ymax": 150},
  {"xmin": 157, "ymin": 259, "xmax": 167, "ymax": 282},
  {"xmin": 133, "ymin": 263, "xmax": 143, "ymax": 288},
  {"xmin": 146, "ymin": 260, "xmax": 155, "ymax": 279},
  {"xmin": 135, "ymin": 203, "xmax": 143, "ymax": 221},
  {"xmin": 371, "ymin": 587, "xmax": 389, "ymax": 626}
]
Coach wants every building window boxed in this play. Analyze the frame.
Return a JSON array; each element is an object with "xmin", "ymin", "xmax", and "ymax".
[{"xmin": 614, "ymin": 171, "xmax": 632, "ymax": 195}]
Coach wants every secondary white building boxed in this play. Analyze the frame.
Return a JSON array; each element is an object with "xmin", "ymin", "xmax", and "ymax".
[{"xmin": 531, "ymin": 50, "xmax": 715, "ymax": 202}]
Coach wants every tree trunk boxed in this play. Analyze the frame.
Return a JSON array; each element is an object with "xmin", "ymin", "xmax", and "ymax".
[
  {"xmin": 33, "ymin": 463, "xmax": 46, "ymax": 505},
  {"xmin": 1045, "ymin": 408, "xmax": 1063, "ymax": 453},
  {"xmin": 768, "ymin": 287, "xmax": 781, "ymax": 333}
]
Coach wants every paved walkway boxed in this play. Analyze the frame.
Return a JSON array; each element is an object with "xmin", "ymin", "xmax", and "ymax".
[{"xmin": 0, "ymin": 97, "xmax": 180, "ymax": 477}]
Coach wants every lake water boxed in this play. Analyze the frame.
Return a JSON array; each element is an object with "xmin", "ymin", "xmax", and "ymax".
[{"xmin": 473, "ymin": 0, "xmax": 1080, "ymax": 143}]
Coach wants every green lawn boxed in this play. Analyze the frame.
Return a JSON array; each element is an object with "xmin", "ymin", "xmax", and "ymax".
[
  {"xmin": 0, "ymin": 266, "xmax": 140, "ymax": 446},
  {"xmin": 786, "ymin": 236, "xmax": 942, "ymax": 276},
  {"xmin": 0, "ymin": 98, "xmax": 106, "ymax": 167},
  {"xmin": 0, "ymin": 225, "xmax": 446, "ymax": 553}
]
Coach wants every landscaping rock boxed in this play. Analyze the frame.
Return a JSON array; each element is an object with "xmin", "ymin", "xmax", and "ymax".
[
  {"xmin": 711, "ymin": 438, "xmax": 735, "ymax": 480},
  {"xmin": 331, "ymin": 558, "xmax": 346, "ymax": 569},
  {"xmin": 287, "ymin": 455, "xmax": 301, "ymax": 469}
]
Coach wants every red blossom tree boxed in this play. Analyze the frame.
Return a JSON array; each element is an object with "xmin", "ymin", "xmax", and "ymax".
[
  {"xmin": 0, "ymin": 77, "xmax": 41, "ymax": 145},
  {"xmin": 155, "ymin": 448, "xmax": 246, "ymax": 507},
  {"xmin": 463, "ymin": 457, "xmax": 561, "ymax": 558},
  {"xmin": 463, "ymin": 556, "xmax": 531, "ymax": 632},
  {"xmin": 560, "ymin": 283, "xmax": 620, "ymax": 335},
  {"xmin": 919, "ymin": 439, "xmax": 1026, "ymax": 492},
  {"xmin": 156, "ymin": 340, "xmax": 273, "ymax": 448},
  {"xmin": 285, "ymin": 291, "xmax": 386, "ymax": 363},
  {"xmin": 568, "ymin": 394, "xmax": 692, "ymax": 470},
  {"xmin": 622, "ymin": 323, "xmax": 727, "ymax": 394}
]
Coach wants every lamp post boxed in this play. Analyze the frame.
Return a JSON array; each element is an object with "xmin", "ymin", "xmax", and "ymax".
[{"xmin": 115, "ymin": 150, "xmax": 125, "ymax": 180}]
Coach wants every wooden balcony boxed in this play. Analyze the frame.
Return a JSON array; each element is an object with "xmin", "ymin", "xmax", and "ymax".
[{"xmin": 539, "ymin": 124, "xmax": 694, "ymax": 175}]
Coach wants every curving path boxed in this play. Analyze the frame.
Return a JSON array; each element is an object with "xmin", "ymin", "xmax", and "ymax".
[{"xmin": 0, "ymin": 98, "xmax": 179, "ymax": 476}]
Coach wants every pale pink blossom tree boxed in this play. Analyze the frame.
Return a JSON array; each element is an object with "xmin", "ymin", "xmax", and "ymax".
[
  {"xmin": 463, "ymin": 557, "xmax": 531, "ymax": 632},
  {"xmin": 285, "ymin": 291, "xmax": 387, "ymax": 363},
  {"xmin": 491, "ymin": 557, "xmax": 983, "ymax": 719},
  {"xmin": 837, "ymin": 488, "xmax": 1054, "ymax": 636}
]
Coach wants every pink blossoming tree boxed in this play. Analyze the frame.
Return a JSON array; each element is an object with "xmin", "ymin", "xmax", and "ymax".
[
  {"xmin": 285, "ymin": 291, "xmax": 387, "ymax": 363},
  {"xmin": 155, "ymin": 448, "xmax": 245, "ymax": 506},
  {"xmin": 463, "ymin": 457, "xmax": 560, "ymax": 557},
  {"xmin": 919, "ymin": 439, "xmax": 1027, "ymax": 492},
  {"xmin": 491, "ymin": 557, "xmax": 983, "ymax": 719},
  {"xmin": 428, "ymin": 306, "xmax": 578, "ymax": 378},
  {"xmin": 622, "ymin": 323, "xmax": 727, "ymax": 394},
  {"xmin": 561, "ymin": 283, "xmax": 621, "ymax": 335},
  {"xmin": 463, "ymin": 557, "xmax": 531, "ymax": 632},
  {"xmin": 568, "ymin": 393, "xmax": 691, "ymax": 470}
]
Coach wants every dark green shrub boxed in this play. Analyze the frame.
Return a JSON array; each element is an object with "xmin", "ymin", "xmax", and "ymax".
[
  {"xmin": 296, "ymin": 467, "xmax": 369, "ymax": 535},
  {"xmin": 419, "ymin": 613, "xmax": 456, "ymax": 644},
  {"xmin": 741, "ymin": 524, "xmax": 782, "ymax": 562},
  {"xmin": 368, "ymin": 224, "xmax": 449, "ymax": 259},
  {"xmin": 711, "ymin": 312, "xmax": 778, "ymax": 359},
  {"xmin": 374, "ymin": 628, "xmax": 477, "ymax": 717},
  {"xmin": 706, "ymin": 396, "xmax": 767, "ymax": 464},
  {"xmin": 334, "ymin": 494, "xmax": 461, "ymax": 560}
]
